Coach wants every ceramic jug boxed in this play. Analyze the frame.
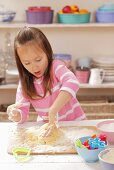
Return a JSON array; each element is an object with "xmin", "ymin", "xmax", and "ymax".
[{"xmin": 89, "ymin": 68, "xmax": 105, "ymax": 85}]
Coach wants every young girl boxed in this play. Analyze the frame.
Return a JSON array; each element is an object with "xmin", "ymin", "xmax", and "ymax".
[{"xmin": 7, "ymin": 27, "xmax": 86, "ymax": 136}]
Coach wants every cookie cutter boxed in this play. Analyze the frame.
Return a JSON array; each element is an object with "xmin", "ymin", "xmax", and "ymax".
[{"xmin": 12, "ymin": 147, "xmax": 31, "ymax": 162}]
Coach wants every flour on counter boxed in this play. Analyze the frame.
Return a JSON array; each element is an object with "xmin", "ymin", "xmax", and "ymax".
[{"xmin": 8, "ymin": 125, "xmax": 97, "ymax": 154}]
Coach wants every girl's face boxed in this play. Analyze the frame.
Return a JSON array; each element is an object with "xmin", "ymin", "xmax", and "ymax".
[{"xmin": 17, "ymin": 42, "xmax": 48, "ymax": 78}]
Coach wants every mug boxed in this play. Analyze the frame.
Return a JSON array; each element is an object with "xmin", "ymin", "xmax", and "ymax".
[
  {"xmin": 89, "ymin": 68, "xmax": 105, "ymax": 85},
  {"xmin": 75, "ymin": 68, "xmax": 90, "ymax": 84}
]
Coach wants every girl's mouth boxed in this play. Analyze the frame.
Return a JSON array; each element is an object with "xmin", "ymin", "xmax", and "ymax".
[{"xmin": 35, "ymin": 71, "xmax": 41, "ymax": 77}]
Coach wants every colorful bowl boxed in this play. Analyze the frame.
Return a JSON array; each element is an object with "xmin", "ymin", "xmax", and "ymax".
[
  {"xmin": 98, "ymin": 148, "xmax": 114, "ymax": 170},
  {"xmin": 97, "ymin": 120, "xmax": 114, "ymax": 144},
  {"xmin": 57, "ymin": 13, "xmax": 91, "ymax": 24},
  {"xmin": 75, "ymin": 136, "xmax": 107, "ymax": 163}
]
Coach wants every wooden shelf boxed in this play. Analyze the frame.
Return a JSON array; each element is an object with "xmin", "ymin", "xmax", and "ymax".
[
  {"xmin": 80, "ymin": 83, "xmax": 114, "ymax": 89},
  {"xmin": 0, "ymin": 84, "xmax": 17, "ymax": 90},
  {"xmin": 0, "ymin": 83, "xmax": 114, "ymax": 90},
  {"xmin": 0, "ymin": 22, "xmax": 114, "ymax": 29}
]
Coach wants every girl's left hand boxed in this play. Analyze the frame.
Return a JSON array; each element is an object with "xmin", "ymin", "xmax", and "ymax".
[{"xmin": 42, "ymin": 123, "xmax": 57, "ymax": 137}]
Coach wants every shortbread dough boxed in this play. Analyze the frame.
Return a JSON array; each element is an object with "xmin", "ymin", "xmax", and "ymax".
[{"xmin": 25, "ymin": 123, "xmax": 63, "ymax": 145}]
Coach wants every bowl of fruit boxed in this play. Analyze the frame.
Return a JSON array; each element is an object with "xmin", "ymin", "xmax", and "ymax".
[
  {"xmin": 57, "ymin": 5, "xmax": 91, "ymax": 24},
  {"xmin": 75, "ymin": 134, "xmax": 108, "ymax": 163}
]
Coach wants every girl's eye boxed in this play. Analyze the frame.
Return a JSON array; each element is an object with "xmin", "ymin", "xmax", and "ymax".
[
  {"xmin": 24, "ymin": 62, "xmax": 30, "ymax": 65},
  {"xmin": 36, "ymin": 59, "xmax": 41, "ymax": 62}
]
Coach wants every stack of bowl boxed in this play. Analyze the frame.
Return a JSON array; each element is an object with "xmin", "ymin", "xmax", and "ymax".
[
  {"xmin": 96, "ymin": 3, "xmax": 114, "ymax": 23},
  {"xmin": 26, "ymin": 6, "xmax": 54, "ymax": 24},
  {"xmin": 0, "ymin": 11, "xmax": 16, "ymax": 22}
]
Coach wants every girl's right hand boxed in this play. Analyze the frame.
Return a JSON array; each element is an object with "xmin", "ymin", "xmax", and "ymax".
[{"xmin": 7, "ymin": 103, "xmax": 22, "ymax": 122}]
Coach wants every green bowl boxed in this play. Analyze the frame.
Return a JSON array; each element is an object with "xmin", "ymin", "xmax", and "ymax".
[{"xmin": 57, "ymin": 13, "xmax": 91, "ymax": 24}]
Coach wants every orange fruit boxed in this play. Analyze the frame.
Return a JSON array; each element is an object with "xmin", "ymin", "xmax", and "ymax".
[
  {"xmin": 73, "ymin": 12, "xmax": 79, "ymax": 14},
  {"xmin": 79, "ymin": 9, "xmax": 89, "ymax": 14},
  {"xmin": 71, "ymin": 5, "xmax": 79, "ymax": 12},
  {"xmin": 58, "ymin": 10, "xmax": 63, "ymax": 14}
]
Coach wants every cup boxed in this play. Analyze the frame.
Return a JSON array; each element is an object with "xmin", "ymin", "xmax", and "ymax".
[
  {"xmin": 75, "ymin": 67, "xmax": 90, "ymax": 83},
  {"xmin": 89, "ymin": 68, "xmax": 105, "ymax": 85}
]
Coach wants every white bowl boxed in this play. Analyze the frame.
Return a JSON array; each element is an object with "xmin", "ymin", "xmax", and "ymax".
[{"xmin": 98, "ymin": 148, "xmax": 114, "ymax": 170}]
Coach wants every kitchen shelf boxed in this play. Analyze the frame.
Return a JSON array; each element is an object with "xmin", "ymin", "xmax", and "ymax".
[
  {"xmin": 80, "ymin": 83, "xmax": 114, "ymax": 89},
  {"xmin": 0, "ymin": 83, "xmax": 114, "ymax": 90},
  {"xmin": 0, "ymin": 84, "xmax": 17, "ymax": 90},
  {"xmin": 0, "ymin": 22, "xmax": 114, "ymax": 28}
]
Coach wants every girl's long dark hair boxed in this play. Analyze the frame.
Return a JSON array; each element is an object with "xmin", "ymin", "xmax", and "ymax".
[{"xmin": 14, "ymin": 27, "xmax": 53, "ymax": 99}]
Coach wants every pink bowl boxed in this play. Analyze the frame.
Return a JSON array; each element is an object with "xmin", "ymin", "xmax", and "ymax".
[{"xmin": 97, "ymin": 120, "xmax": 114, "ymax": 144}]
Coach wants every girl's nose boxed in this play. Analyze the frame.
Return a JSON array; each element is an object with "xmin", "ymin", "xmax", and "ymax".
[{"xmin": 32, "ymin": 63, "xmax": 38, "ymax": 72}]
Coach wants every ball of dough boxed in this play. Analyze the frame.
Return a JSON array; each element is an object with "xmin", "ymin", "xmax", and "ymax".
[
  {"xmin": 24, "ymin": 123, "xmax": 63, "ymax": 145},
  {"xmin": 38, "ymin": 123, "xmax": 63, "ymax": 145}
]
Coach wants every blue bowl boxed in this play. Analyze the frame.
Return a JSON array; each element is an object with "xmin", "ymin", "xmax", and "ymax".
[
  {"xmin": 57, "ymin": 13, "xmax": 91, "ymax": 24},
  {"xmin": 96, "ymin": 10, "xmax": 114, "ymax": 23},
  {"xmin": 98, "ymin": 148, "xmax": 114, "ymax": 170},
  {"xmin": 75, "ymin": 136, "xmax": 108, "ymax": 163},
  {"xmin": 99, "ymin": 3, "xmax": 114, "ymax": 11}
]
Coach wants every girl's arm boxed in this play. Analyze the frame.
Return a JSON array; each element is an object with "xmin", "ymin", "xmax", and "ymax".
[
  {"xmin": 7, "ymin": 81, "xmax": 30, "ymax": 123},
  {"xmin": 49, "ymin": 60, "xmax": 79, "ymax": 124},
  {"xmin": 49, "ymin": 91, "xmax": 72, "ymax": 123}
]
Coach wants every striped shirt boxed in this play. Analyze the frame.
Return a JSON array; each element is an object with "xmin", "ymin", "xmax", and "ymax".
[{"xmin": 16, "ymin": 59, "xmax": 86, "ymax": 123}]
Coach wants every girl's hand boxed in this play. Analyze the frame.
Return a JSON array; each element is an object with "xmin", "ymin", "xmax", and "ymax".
[
  {"xmin": 42, "ymin": 123, "xmax": 57, "ymax": 137},
  {"xmin": 7, "ymin": 103, "xmax": 22, "ymax": 122}
]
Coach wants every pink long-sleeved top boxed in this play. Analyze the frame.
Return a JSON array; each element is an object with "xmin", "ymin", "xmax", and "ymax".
[{"xmin": 16, "ymin": 59, "xmax": 86, "ymax": 123}]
